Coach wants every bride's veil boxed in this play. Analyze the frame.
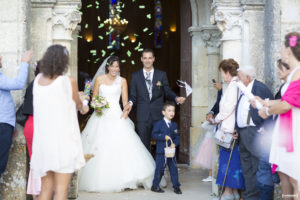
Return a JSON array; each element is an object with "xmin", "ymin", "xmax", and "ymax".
[{"xmin": 91, "ymin": 56, "xmax": 110, "ymax": 87}]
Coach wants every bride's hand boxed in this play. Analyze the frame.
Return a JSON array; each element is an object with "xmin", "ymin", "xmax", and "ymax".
[{"xmin": 121, "ymin": 110, "xmax": 129, "ymax": 119}]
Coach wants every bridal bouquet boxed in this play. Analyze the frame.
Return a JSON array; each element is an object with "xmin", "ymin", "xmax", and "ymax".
[{"xmin": 91, "ymin": 96, "xmax": 110, "ymax": 116}]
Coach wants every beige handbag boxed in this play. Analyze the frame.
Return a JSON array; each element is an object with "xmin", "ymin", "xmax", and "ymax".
[{"xmin": 164, "ymin": 138, "xmax": 176, "ymax": 158}]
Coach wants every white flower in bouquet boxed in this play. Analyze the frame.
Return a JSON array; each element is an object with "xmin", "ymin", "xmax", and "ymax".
[{"xmin": 91, "ymin": 96, "xmax": 110, "ymax": 116}]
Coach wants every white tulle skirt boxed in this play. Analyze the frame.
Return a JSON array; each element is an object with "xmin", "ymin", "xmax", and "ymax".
[{"xmin": 78, "ymin": 109, "xmax": 156, "ymax": 193}]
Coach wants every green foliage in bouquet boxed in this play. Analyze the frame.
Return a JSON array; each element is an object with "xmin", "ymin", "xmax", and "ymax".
[{"xmin": 90, "ymin": 96, "xmax": 110, "ymax": 116}]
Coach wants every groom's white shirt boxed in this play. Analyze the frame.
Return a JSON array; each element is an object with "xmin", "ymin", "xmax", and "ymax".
[{"xmin": 143, "ymin": 68, "xmax": 154, "ymax": 82}]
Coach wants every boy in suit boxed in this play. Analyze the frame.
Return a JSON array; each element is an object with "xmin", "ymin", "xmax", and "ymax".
[{"xmin": 151, "ymin": 101, "xmax": 181, "ymax": 194}]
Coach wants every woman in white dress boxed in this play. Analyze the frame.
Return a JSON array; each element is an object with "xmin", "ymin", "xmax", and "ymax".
[
  {"xmin": 257, "ymin": 32, "xmax": 300, "ymax": 198},
  {"xmin": 79, "ymin": 56, "xmax": 161, "ymax": 192},
  {"xmin": 30, "ymin": 45, "xmax": 89, "ymax": 200}
]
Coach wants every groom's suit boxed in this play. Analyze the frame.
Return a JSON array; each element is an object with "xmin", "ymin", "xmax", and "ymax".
[{"xmin": 129, "ymin": 68, "xmax": 177, "ymax": 150}]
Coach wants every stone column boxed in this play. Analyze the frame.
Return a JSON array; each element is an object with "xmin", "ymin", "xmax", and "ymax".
[
  {"xmin": 241, "ymin": 0, "xmax": 265, "ymax": 80},
  {"xmin": 52, "ymin": 0, "xmax": 81, "ymax": 79},
  {"xmin": 0, "ymin": 1, "xmax": 31, "ymax": 199},
  {"xmin": 199, "ymin": 25, "xmax": 221, "ymax": 195},
  {"xmin": 188, "ymin": 26, "xmax": 209, "ymax": 165},
  {"xmin": 211, "ymin": 0, "xmax": 243, "ymax": 64},
  {"xmin": 200, "ymin": 25, "xmax": 221, "ymax": 109}
]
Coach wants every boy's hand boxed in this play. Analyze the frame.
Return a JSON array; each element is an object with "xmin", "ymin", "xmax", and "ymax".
[{"xmin": 165, "ymin": 135, "xmax": 171, "ymax": 140}]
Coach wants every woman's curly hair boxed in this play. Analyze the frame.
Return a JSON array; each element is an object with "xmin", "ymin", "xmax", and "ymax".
[
  {"xmin": 218, "ymin": 58, "xmax": 239, "ymax": 76},
  {"xmin": 39, "ymin": 45, "xmax": 69, "ymax": 78}
]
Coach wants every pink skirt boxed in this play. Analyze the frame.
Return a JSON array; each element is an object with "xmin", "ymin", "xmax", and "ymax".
[
  {"xmin": 193, "ymin": 137, "xmax": 213, "ymax": 169},
  {"xmin": 27, "ymin": 169, "xmax": 41, "ymax": 195}
]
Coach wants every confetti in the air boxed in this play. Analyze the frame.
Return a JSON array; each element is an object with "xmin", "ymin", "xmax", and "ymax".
[{"xmin": 127, "ymin": 50, "xmax": 132, "ymax": 57}]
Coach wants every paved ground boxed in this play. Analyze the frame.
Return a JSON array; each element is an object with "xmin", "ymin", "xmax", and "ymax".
[{"xmin": 77, "ymin": 165, "xmax": 213, "ymax": 200}]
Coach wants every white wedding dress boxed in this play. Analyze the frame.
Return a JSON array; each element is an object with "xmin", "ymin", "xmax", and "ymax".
[{"xmin": 79, "ymin": 76, "xmax": 156, "ymax": 192}]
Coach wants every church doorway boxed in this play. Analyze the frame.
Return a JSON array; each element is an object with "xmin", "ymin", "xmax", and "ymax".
[{"xmin": 77, "ymin": 0, "xmax": 191, "ymax": 164}]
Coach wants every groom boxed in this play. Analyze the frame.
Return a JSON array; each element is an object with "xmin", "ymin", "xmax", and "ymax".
[{"xmin": 124, "ymin": 49, "xmax": 185, "ymax": 150}]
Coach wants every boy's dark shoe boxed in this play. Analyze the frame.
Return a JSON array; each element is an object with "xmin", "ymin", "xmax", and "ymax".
[
  {"xmin": 151, "ymin": 186, "xmax": 165, "ymax": 193},
  {"xmin": 174, "ymin": 187, "xmax": 182, "ymax": 194}
]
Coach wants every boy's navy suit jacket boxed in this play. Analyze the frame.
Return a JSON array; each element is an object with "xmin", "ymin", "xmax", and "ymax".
[{"xmin": 152, "ymin": 119, "xmax": 180, "ymax": 154}]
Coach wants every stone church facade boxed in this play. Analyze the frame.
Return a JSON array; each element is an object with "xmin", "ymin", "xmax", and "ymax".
[{"xmin": 0, "ymin": 0, "xmax": 299, "ymax": 199}]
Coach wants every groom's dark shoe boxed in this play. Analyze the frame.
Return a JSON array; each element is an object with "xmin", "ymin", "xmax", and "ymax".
[
  {"xmin": 174, "ymin": 187, "xmax": 182, "ymax": 194},
  {"xmin": 151, "ymin": 186, "xmax": 164, "ymax": 193}
]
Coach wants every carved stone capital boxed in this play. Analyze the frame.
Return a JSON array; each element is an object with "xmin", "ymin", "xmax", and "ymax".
[
  {"xmin": 188, "ymin": 26, "xmax": 202, "ymax": 37},
  {"xmin": 52, "ymin": 9, "xmax": 81, "ymax": 40},
  {"xmin": 211, "ymin": 1, "xmax": 243, "ymax": 41},
  {"xmin": 200, "ymin": 25, "xmax": 222, "ymax": 49}
]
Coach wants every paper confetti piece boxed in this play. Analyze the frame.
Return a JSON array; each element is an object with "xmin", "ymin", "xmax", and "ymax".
[
  {"xmin": 134, "ymin": 33, "xmax": 139, "ymax": 37},
  {"xmin": 121, "ymin": 42, "xmax": 125, "ymax": 47},
  {"xmin": 87, "ymin": 4, "xmax": 92, "ymax": 8},
  {"xmin": 147, "ymin": 14, "xmax": 151, "ymax": 19},
  {"xmin": 85, "ymin": 24, "xmax": 88, "ymax": 29},
  {"xmin": 101, "ymin": 50, "xmax": 106, "ymax": 57},
  {"xmin": 138, "ymin": 48, "xmax": 144, "ymax": 52},
  {"xmin": 139, "ymin": 5, "xmax": 145, "ymax": 9},
  {"xmin": 97, "ymin": 16, "xmax": 101, "ymax": 21},
  {"xmin": 123, "ymin": 36, "xmax": 129, "ymax": 40},
  {"xmin": 107, "ymin": 46, "xmax": 113, "ymax": 49},
  {"xmin": 110, "ymin": 52, "xmax": 115, "ymax": 56},
  {"xmin": 95, "ymin": 1, "xmax": 99, "ymax": 5},
  {"xmin": 90, "ymin": 50, "xmax": 97, "ymax": 55},
  {"xmin": 131, "ymin": 60, "xmax": 135, "ymax": 65},
  {"xmin": 121, "ymin": 60, "xmax": 126, "ymax": 63},
  {"xmin": 98, "ymin": 35, "xmax": 103, "ymax": 40},
  {"xmin": 98, "ymin": 23, "xmax": 104, "ymax": 29},
  {"xmin": 143, "ymin": 27, "xmax": 148, "ymax": 32},
  {"xmin": 77, "ymin": 35, "xmax": 83, "ymax": 38},
  {"xmin": 149, "ymin": 32, "xmax": 153, "ymax": 35},
  {"xmin": 127, "ymin": 50, "xmax": 132, "ymax": 57}
]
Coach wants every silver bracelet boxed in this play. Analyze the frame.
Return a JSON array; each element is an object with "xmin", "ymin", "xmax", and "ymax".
[{"xmin": 265, "ymin": 107, "xmax": 271, "ymax": 116}]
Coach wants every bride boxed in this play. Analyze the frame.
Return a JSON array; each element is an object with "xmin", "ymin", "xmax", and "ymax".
[{"xmin": 79, "ymin": 56, "xmax": 163, "ymax": 192}]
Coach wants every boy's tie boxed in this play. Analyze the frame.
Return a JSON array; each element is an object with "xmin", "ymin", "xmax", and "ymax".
[{"xmin": 167, "ymin": 122, "xmax": 171, "ymax": 128}]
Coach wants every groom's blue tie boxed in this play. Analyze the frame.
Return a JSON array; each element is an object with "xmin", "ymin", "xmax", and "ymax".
[{"xmin": 145, "ymin": 72, "xmax": 152, "ymax": 99}]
